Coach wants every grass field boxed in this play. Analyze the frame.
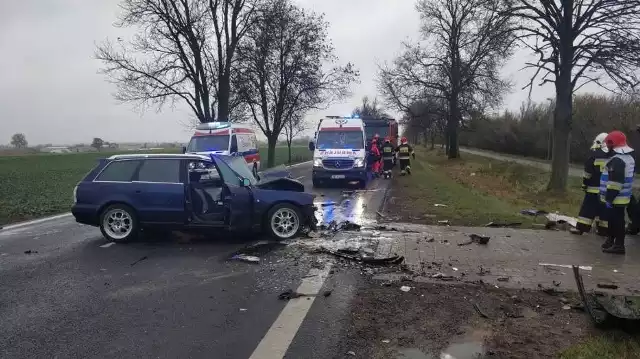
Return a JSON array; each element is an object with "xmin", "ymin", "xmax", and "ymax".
[
  {"xmin": 0, "ymin": 146, "xmax": 311, "ymax": 226},
  {"xmin": 384, "ymin": 148, "xmax": 584, "ymax": 227}
]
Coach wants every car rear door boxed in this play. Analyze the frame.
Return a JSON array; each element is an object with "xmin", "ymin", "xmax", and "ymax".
[{"xmin": 133, "ymin": 158, "xmax": 187, "ymax": 224}]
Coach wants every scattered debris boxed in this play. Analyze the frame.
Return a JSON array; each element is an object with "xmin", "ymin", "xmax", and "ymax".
[
  {"xmin": 240, "ymin": 308, "xmax": 247, "ymax": 312},
  {"xmin": 539, "ymin": 263, "xmax": 592, "ymax": 271},
  {"xmin": 477, "ymin": 266, "xmax": 490, "ymax": 276},
  {"xmin": 426, "ymin": 237, "xmax": 435, "ymax": 243},
  {"xmin": 597, "ymin": 283, "xmax": 619, "ymax": 290},
  {"xmin": 321, "ymin": 202, "xmax": 337, "ymax": 207},
  {"xmin": 100, "ymin": 242, "xmax": 116, "ymax": 248},
  {"xmin": 553, "ymin": 280, "xmax": 561, "ymax": 287},
  {"xmin": 278, "ymin": 289, "xmax": 307, "ymax": 300},
  {"xmin": 497, "ymin": 277, "xmax": 509, "ymax": 282},
  {"xmin": 485, "ymin": 221, "xmax": 522, "ymax": 228},
  {"xmin": 400, "ymin": 286, "xmax": 412, "ymax": 292},
  {"xmin": 432, "ymin": 273, "xmax": 455, "ymax": 281},
  {"xmin": 562, "ymin": 305, "xmax": 571, "ymax": 310},
  {"xmin": 460, "ymin": 234, "xmax": 490, "ymax": 246},
  {"xmin": 381, "ymin": 339, "xmax": 391, "ymax": 344},
  {"xmin": 230, "ymin": 254, "xmax": 260, "ymax": 263},
  {"xmin": 473, "ymin": 303, "xmax": 490, "ymax": 318},
  {"xmin": 130, "ymin": 255, "xmax": 148, "ymax": 266},
  {"xmin": 545, "ymin": 212, "xmax": 578, "ymax": 228},
  {"xmin": 434, "ymin": 203, "xmax": 448, "ymax": 207},
  {"xmin": 323, "ymin": 290, "xmax": 332, "ymax": 297},
  {"xmin": 438, "ymin": 220, "xmax": 450, "ymax": 225},
  {"xmin": 346, "ymin": 351, "xmax": 356, "ymax": 356},
  {"xmin": 23, "ymin": 250, "xmax": 38, "ymax": 254},
  {"xmin": 322, "ymin": 248, "xmax": 404, "ymax": 265},
  {"xmin": 521, "ymin": 208, "xmax": 548, "ymax": 216},
  {"xmin": 452, "ymin": 267, "xmax": 459, "ymax": 271},
  {"xmin": 376, "ymin": 211, "xmax": 385, "ymax": 218}
]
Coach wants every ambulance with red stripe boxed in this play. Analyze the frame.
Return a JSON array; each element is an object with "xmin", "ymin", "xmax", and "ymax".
[
  {"xmin": 184, "ymin": 122, "xmax": 260, "ymax": 176},
  {"xmin": 308, "ymin": 116, "xmax": 367, "ymax": 188}
]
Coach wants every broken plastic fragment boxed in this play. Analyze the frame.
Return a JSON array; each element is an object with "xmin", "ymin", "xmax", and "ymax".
[
  {"xmin": 400, "ymin": 286, "xmax": 411, "ymax": 292},
  {"xmin": 434, "ymin": 203, "xmax": 448, "ymax": 207}
]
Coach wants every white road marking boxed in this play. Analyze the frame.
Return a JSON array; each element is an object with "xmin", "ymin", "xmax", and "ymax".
[
  {"xmin": 1, "ymin": 213, "xmax": 72, "ymax": 231},
  {"xmin": 539, "ymin": 263, "xmax": 592, "ymax": 271},
  {"xmin": 249, "ymin": 262, "xmax": 333, "ymax": 359},
  {"xmin": 100, "ymin": 242, "xmax": 116, "ymax": 248}
]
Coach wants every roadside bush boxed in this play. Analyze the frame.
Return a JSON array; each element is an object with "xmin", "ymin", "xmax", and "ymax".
[{"xmin": 460, "ymin": 93, "xmax": 640, "ymax": 165}]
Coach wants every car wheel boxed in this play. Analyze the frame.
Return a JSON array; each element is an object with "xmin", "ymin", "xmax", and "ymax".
[
  {"xmin": 267, "ymin": 203, "xmax": 302, "ymax": 240},
  {"xmin": 99, "ymin": 204, "xmax": 139, "ymax": 243}
]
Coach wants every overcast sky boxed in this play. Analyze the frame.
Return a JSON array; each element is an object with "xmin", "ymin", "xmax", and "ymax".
[{"xmin": 1, "ymin": 0, "xmax": 605, "ymax": 146}]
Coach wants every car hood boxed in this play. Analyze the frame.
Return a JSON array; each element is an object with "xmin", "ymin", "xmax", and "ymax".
[
  {"xmin": 255, "ymin": 177, "xmax": 305, "ymax": 192},
  {"xmin": 252, "ymin": 183, "xmax": 315, "ymax": 206}
]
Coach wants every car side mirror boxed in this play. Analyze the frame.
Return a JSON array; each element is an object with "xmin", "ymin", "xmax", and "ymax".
[
  {"xmin": 181, "ymin": 146, "xmax": 187, "ymax": 154},
  {"xmin": 241, "ymin": 178, "xmax": 251, "ymax": 187},
  {"xmin": 308, "ymin": 141, "xmax": 315, "ymax": 151}
]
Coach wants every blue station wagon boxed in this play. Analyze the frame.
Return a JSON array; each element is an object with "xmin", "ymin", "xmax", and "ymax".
[{"xmin": 71, "ymin": 153, "xmax": 317, "ymax": 242}]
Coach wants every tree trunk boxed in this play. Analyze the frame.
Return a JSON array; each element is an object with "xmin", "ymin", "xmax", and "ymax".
[
  {"xmin": 547, "ymin": 2, "xmax": 574, "ymax": 192},
  {"xmin": 287, "ymin": 139, "xmax": 292, "ymax": 164},
  {"xmin": 447, "ymin": 98, "xmax": 460, "ymax": 159},
  {"xmin": 217, "ymin": 73, "xmax": 230, "ymax": 121},
  {"xmin": 430, "ymin": 130, "xmax": 436, "ymax": 150},
  {"xmin": 267, "ymin": 136, "xmax": 277, "ymax": 168}
]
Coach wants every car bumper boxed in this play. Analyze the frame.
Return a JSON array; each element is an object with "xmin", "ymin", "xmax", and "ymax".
[
  {"xmin": 312, "ymin": 167, "xmax": 367, "ymax": 181},
  {"xmin": 71, "ymin": 204, "xmax": 99, "ymax": 226},
  {"xmin": 305, "ymin": 205, "xmax": 318, "ymax": 230}
]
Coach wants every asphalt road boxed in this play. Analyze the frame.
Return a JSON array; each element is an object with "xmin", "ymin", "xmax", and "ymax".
[{"xmin": 0, "ymin": 161, "xmax": 389, "ymax": 359}]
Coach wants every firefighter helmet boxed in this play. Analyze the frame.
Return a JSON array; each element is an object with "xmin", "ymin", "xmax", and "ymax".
[
  {"xmin": 605, "ymin": 130, "xmax": 633, "ymax": 154},
  {"xmin": 593, "ymin": 132, "xmax": 608, "ymax": 151},
  {"xmin": 384, "ymin": 136, "xmax": 390, "ymax": 143},
  {"xmin": 401, "ymin": 137, "xmax": 408, "ymax": 144}
]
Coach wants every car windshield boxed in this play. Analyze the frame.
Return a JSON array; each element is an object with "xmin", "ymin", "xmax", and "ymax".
[
  {"xmin": 365, "ymin": 126, "xmax": 388, "ymax": 140},
  {"xmin": 186, "ymin": 135, "xmax": 230, "ymax": 152},
  {"xmin": 316, "ymin": 131, "xmax": 364, "ymax": 150},
  {"xmin": 217, "ymin": 156, "xmax": 259, "ymax": 186}
]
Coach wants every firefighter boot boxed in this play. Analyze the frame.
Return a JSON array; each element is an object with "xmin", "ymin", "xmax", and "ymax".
[
  {"xmin": 601, "ymin": 237, "xmax": 615, "ymax": 249},
  {"xmin": 603, "ymin": 244, "xmax": 626, "ymax": 254},
  {"xmin": 406, "ymin": 165, "xmax": 411, "ymax": 175}
]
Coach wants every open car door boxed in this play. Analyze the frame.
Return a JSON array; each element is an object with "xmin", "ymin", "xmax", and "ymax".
[{"xmin": 212, "ymin": 155, "xmax": 255, "ymax": 231}]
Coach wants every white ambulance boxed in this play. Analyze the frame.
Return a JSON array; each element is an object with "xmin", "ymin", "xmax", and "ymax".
[
  {"xmin": 183, "ymin": 122, "xmax": 260, "ymax": 176},
  {"xmin": 308, "ymin": 116, "xmax": 368, "ymax": 188}
]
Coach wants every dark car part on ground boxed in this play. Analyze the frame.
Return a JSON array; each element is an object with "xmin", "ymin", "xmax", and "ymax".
[{"xmin": 322, "ymin": 248, "xmax": 404, "ymax": 265}]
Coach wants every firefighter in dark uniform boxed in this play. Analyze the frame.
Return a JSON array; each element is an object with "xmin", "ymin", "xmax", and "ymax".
[
  {"xmin": 396, "ymin": 137, "xmax": 414, "ymax": 175},
  {"xmin": 600, "ymin": 130, "xmax": 635, "ymax": 254},
  {"xmin": 571, "ymin": 133, "xmax": 609, "ymax": 235},
  {"xmin": 381, "ymin": 137, "xmax": 395, "ymax": 179}
]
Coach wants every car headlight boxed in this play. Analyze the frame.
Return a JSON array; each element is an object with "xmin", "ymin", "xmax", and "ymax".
[
  {"xmin": 353, "ymin": 158, "xmax": 365, "ymax": 167},
  {"xmin": 313, "ymin": 158, "xmax": 323, "ymax": 167}
]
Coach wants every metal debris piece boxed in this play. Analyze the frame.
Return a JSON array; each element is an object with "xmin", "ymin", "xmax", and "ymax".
[
  {"xmin": 473, "ymin": 303, "xmax": 490, "ymax": 318},
  {"xmin": 521, "ymin": 209, "xmax": 548, "ymax": 216},
  {"xmin": 23, "ymin": 250, "xmax": 38, "ymax": 254},
  {"xmin": 130, "ymin": 255, "xmax": 148, "ymax": 266},
  {"xmin": 322, "ymin": 248, "xmax": 404, "ymax": 266},
  {"xmin": 540, "ymin": 263, "xmax": 592, "ymax": 271},
  {"xmin": 230, "ymin": 254, "xmax": 260, "ymax": 263},
  {"xmin": 426, "ymin": 237, "xmax": 435, "ymax": 243},
  {"xmin": 597, "ymin": 283, "xmax": 619, "ymax": 290},
  {"xmin": 434, "ymin": 203, "xmax": 448, "ymax": 207},
  {"xmin": 485, "ymin": 221, "xmax": 522, "ymax": 228},
  {"xmin": 438, "ymin": 220, "xmax": 450, "ymax": 225}
]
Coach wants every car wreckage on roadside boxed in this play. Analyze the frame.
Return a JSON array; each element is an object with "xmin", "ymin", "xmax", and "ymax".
[{"xmin": 71, "ymin": 153, "xmax": 317, "ymax": 242}]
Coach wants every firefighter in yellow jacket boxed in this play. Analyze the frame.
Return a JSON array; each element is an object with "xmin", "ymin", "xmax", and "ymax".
[
  {"xmin": 600, "ymin": 130, "xmax": 635, "ymax": 254},
  {"xmin": 571, "ymin": 133, "xmax": 609, "ymax": 235},
  {"xmin": 395, "ymin": 137, "xmax": 414, "ymax": 175}
]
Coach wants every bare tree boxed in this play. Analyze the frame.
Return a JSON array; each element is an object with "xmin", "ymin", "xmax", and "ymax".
[
  {"xmin": 96, "ymin": 0, "xmax": 254, "ymax": 123},
  {"xmin": 352, "ymin": 96, "xmax": 389, "ymax": 118},
  {"xmin": 91, "ymin": 138, "xmax": 104, "ymax": 151},
  {"xmin": 505, "ymin": 0, "xmax": 640, "ymax": 191},
  {"xmin": 236, "ymin": 0, "xmax": 358, "ymax": 167},
  {"xmin": 379, "ymin": 0, "xmax": 514, "ymax": 158},
  {"xmin": 282, "ymin": 112, "xmax": 307, "ymax": 164},
  {"xmin": 10, "ymin": 133, "xmax": 27, "ymax": 149}
]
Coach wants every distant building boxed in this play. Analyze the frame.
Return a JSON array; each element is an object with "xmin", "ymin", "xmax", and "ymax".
[{"xmin": 41, "ymin": 146, "xmax": 71, "ymax": 154}]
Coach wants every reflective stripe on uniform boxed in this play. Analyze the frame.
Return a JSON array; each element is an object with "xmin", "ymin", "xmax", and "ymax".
[
  {"xmin": 597, "ymin": 220, "xmax": 608, "ymax": 228},
  {"xmin": 583, "ymin": 172, "xmax": 592, "ymax": 179},
  {"xmin": 606, "ymin": 181, "xmax": 623, "ymax": 190},
  {"xmin": 586, "ymin": 186, "xmax": 599, "ymax": 193}
]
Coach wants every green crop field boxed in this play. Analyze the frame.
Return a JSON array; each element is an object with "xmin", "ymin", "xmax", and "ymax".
[{"xmin": 0, "ymin": 146, "xmax": 311, "ymax": 226}]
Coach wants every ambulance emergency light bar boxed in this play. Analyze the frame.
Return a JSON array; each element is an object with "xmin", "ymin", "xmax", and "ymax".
[
  {"xmin": 325, "ymin": 115, "xmax": 360, "ymax": 119},
  {"xmin": 195, "ymin": 122, "xmax": 232, "ymax": 131}
]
